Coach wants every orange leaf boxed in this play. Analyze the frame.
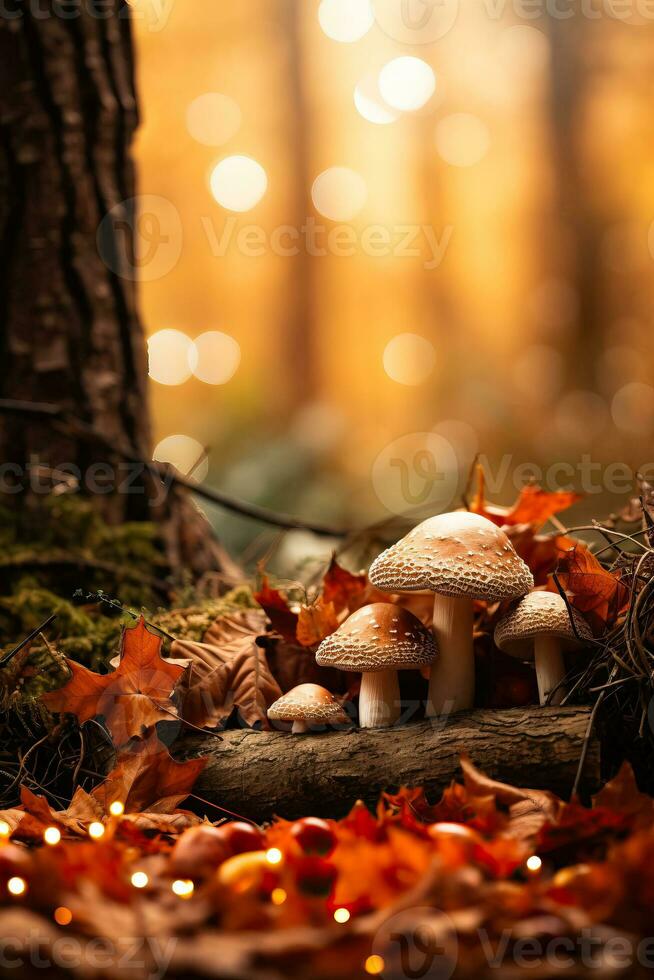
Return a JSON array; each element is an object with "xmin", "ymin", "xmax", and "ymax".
[
  {"xmin": 552, "ymin": 544, "xmax": 629, "ymax": 631},
  {"xmin": 321, "ymin": 558, "xmax": 368, "ymax": 614},
  {"xmin": 296, "ymin": 600, "xmax": 339, "ymax": 647},
  {"xmin": 254, "ymin": 575, "xmax": 298, "ymax": 642},
  {"xmin": 470, "ymin": 464, "xmax": 582, "ymax": 529},
  {"xmin": 41, "ymin": 618, "xmax": 186, "ymax": 747}
]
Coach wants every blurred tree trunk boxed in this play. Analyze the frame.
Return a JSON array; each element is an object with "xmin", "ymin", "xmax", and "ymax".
[
  {"xmin": 546, "ymin": 17, "xmax": 606, "ymax": 388},
  {"xmin": 0, "ymin": 1, "xmax": 237, "ymax": 583}
]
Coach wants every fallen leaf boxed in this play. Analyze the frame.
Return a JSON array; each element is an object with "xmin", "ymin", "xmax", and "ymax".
[
  {"xmin": 172, "ymin": 611, "xmax": 282, "ymax": 729},
  {"xmin": 296, "ymin": 600, "xmax": 339, "ymax": 647},
  {"xmin": 551, "ymin": 544, "xmax": 629, "ymax": 632},
  {"xmin": 470, "ymin": 465, "xmax": 582, "ymax": 529},
  {"xmin": 41, "ymin": 617, "xmax": 186, "ymax": 746},
  {"xmin": 254, "ymin": 575, "xmax": 299, "ymax": 643},
  {"xmin": 320, "ymin": 558, "xmax": 368, "ymax": 614}
]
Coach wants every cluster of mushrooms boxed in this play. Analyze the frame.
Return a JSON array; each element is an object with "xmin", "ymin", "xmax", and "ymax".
[{"xmin": 267, "ymin": 511, "xmax": 592, "ymax": 732}]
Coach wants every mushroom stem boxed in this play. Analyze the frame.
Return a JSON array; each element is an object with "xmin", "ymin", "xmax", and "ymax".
[
  {"xmin": 427, "ymin": 595, "xmax": 474, "ymax": 717},
  {"xmin": 534, "ymin": 635, "xmax": 566, "ymax": 705},
  {"xmin": 358, "ymin": 670, "xmax": 401, "ymax": 728},
  {"xmin": 291, "ymin": 720, "xmax": 309, "ymax": 734}
]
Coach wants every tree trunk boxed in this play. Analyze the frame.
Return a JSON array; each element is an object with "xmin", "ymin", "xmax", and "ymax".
[
  {"xmin": 183, "ymin": 707, "xmax": 600, "ymax": 821},
  {"xmin": 0, "ymin": 0, "xmax": 148, "ymax": 521}
]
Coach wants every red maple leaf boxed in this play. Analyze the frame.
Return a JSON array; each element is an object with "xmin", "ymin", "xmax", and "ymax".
[{"xmin": 41, "ymin": 617, "xmax": 186, "ymax": 746}]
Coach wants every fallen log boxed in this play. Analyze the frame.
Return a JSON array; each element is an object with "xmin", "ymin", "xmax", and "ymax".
[{"xmin": 182, "ymin": 707, "xmax": 600, "ymax": 822}]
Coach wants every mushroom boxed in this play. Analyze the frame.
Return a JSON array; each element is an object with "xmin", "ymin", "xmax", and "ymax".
[
  {"xmin": 369, "ymin": 511, "xmax": 533, "ymax": 717},
  {"xmin": 267, "ymin": 683, "xmax": 349, "ymax": 734},
  {"xmin": 315, "ymin": 603, "xmax": 437, "ymax": 729},
  {"xmin": 494, "ymin": 591, "xmax": 592, "ymax": 705}
]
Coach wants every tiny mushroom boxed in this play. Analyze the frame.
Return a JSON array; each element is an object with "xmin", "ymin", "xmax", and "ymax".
[
  {"xmin": 267, "ymin": 684, "xmax": 349, "ymax": 734},
  {"xmin": 494, "ymin": 591, "xmax": 592, "ymax": 705},
  {"xmin": 315, "ymin": 603, "xmax": 437, "ymax": 729},
  {"xmin": 369, "ymin": 511, "xmax": 533, "ymax": 717}
]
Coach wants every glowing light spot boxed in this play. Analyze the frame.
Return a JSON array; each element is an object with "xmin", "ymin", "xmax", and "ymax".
[
  {"xmin": 334, "ymin": 907, "xmax": 351, "ymax": 923},
  {"xmin": 526, "ymin": 855, "xmax": 542, "ymax": 873},
  {"xmin": 186, "ymin": 93, "xmax": 242, "ymax": 147},
  {"xmin": 378, "ymin": 57, "xmax": 436, "ymax": 112},
  {"xmin": 435, "ymin": 113, "xmax": 490, "ymax": 167},
  {"xmin": 171, "ymin": 879, "xmax": 194, "ymax": 898},
  {"xmin": 131, "ymin": 871, "xmax": 149, "ymax": 889},
  {"xmin": 7, "ymin": 877, "xmax": 26, "ymax": 896},
  {"xmin": 311, "ymin": 167, "xmax": 367, "ymax": 222},
  {"xmin": 88, "ymin": 822, "xmax": 105, "ymax": 840},
  {"xmin": 383, "ymin": 333, "xmax": 436, "ymax": 386},
  {"xmin": 54, "ymin": 907, "xmax": 73, "ymax": 926},
  {"xmin": 271, "ymin": 887, "xmax": 287, "ymax": 905},
  {"xmin": 43, "ymin": 827, "xmax": 61, "ymax": 846},
  {"xmin": 265, "ymin": 847, "xmax": 283, "ymax": 866},
  {"xmin": 109, "ymin": 801, "xmax": 125, "ymax": 817},
  {"xmin": 192, "ymin": 331, "xmax": 241, "ymax": 386},
  {"xmin": 354, "ymin": 74, "xmax": 398, "ymax": 125},
  {"xmin": 365, "ymin": 954, "xmax": 385, "ymax": 975},
  {"xmin": 612, "ymin": 382, "xmax": 654, "ymax": 435},
  {"xmin": 210, "ymin": 156, "xmax": 268, "ymax": 213},
  {"xmin": 0, "ymin": 820, "xmax": 11, "ymax": 838},
  {"xmin": 318, "ymin": 0, "xmax": 374, "ymax": 42},
  {"xmin": 148, "ymin": 329, "xmax": 197, "ymax": 386},
  {"xmin": 153, "ymin": 435, "xmax": 209, "ymax": 482}
]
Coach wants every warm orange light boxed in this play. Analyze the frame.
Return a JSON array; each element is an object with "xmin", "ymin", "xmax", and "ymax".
[
  {"xmin": 7, "ymin": 877, "xmax": 26, "ymax": 896},
  {"xmin": 109, "ymin": 801, "xmax": 125, "ymax": 817},
  {"xmin": 0, "ymin": 820, "xmax": 11, "ymax": 839},
  {"xmin": 271, "ymin": 887, "xmax": 287, "ymax": 906},
  {"xmin": 209, "ymin": 156, "xmax": 268, "ymax": 213},
  {"xmin": 43, "ymin": 826, "xmax": 61, "ymax": 846},
  {"xmin": 171, "ymin": 879, "xmax": 194, "ymax": 898},
  {"xmin": 265, "ymin": 847, "xmax": 283, "ymax": 866},
  {"xmin": 88, "ymin": 822, "xmax": 105, "ymax": 840},
  {"xmin": 526, "ymin": 855, "xmax": 542, "ymax": 874},
  {"xmin": 131, "ymin": 871, "xmax": 149, "ymax": 889},
  {"xmin": 365, "ymin": 954, "xmax": 385, "ymax": 975},
  {"xmin": 54, "ymin": 906, "xmax": 73, "ymax": 926},
  {"xmin": 334, "ymin": 907, "xmax": 350, "ymax": 923},
  {"xmin": 379, "ymin": 57, "xmax": 435, "ymax": 111}
]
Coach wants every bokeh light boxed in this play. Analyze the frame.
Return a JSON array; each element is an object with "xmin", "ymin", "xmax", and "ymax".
[
  {"xmin": 153, "ymin": 435, "xmax": 210, "ymax": 481},
  {"xmin": 271, "ymin": 887, "xmax": 287, "ymax": 905},
  {"xmin": 148, "ymin": 329, "xmax": 197, "ymax": 386},
  {"xmin": 7, "ymin": 877, "xmax": 26, "ymax": 896},
  {"xmin": 334, "ymin": 907, "xmax": 351, "ymax": 923},
  {"xmin": 611, "ymin": 382, "xmax": 654, "ymax": 435},
  {"xmin": 265, "ymin": 847, "xmax": 283, "ymax": 865},
  {"xmin": 318, "ymin": 0, "xmax": 374, "ymax": 42},
  {"xmin": 311, "ymin": 167, "xmax": 368, "ymax": 221},
  {"xmin": 364, "ymin": 955, "xmax": 385, "ymax": 976},
  {"xmin": 88, "ymin": 822, "xmax": 105, "ymax": 840},
  {"xmin": 210, "ymin": 155, "xmax": 268, "ymax": 212},
  {"xmin": 186, "ymin": 93, "xmax": 242, "ymax": 146},
  {"xmin": 54, "ymin": 906, "xmax": 73, "ymax": 926},
  {"xmin": 172, "ymin": 878, "xmax": 195, "ymax": 898},
  {"xmin": 383, "ymin": 333, "xmax": 436, "ymax": 386},
  {"xmin": 131, "ymin": 871, "xmax": 149, "ymax": 889},
  {"xmin": 526, "ymin": 855, "xmax": 543, "ymax": 874},
  {"xmin": 109, "ymin": 801, "xmax": 125, "ymax": 817},
  {"xmin": 0, "ymin": 819, "xmax": 11, "ymax": 838},
  {"xmin": 192, "ymin": 331, "xmax": 241, "ymax": 385},
  {"xmin": 354, "ymin": 74, "xmax": 399, "ymax": 125},
  {"xmin": 435, "ymin": 113, "xmax": 490, "ymax": 167},
  {"xmin": 378, "ymin": 57, "xmax": 436, "ymax": 112},
  {"xmin": 43, "ymin": 826, "xmax": 61, "ymax": 846}
]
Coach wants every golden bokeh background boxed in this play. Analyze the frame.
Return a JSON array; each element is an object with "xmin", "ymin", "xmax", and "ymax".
[{"xmin": 131, "ymin": 0, "xmax": 654, "ymax": 561}]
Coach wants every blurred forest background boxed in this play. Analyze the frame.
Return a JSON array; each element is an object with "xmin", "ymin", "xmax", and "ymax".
[{"xmin": 132, "ymin": 0, "xmax": 654, "ymax": 566}]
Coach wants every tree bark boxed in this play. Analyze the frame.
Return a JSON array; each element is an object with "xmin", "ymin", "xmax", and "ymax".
[
  {"xmin": 0, "ymin": 0, "xmax": 148, "ymax": 521},
  {"xmin": 184, "ymin": 707, "xmax": 600, "ymax": 822}
]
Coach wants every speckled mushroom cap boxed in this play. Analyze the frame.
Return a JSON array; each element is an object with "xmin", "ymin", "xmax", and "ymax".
[
  {"xmin": 494, "ymin": 591, "xmax": 593, "ymax": 659},
  {"xmin": 315, "ymin": 603, "xmax": 437, "ymax": 673},
  {"xmin": 267, "ymin": 684, "xmax": 349, "ymax": 724},
  {"xmin": 368, "ymin": 511, "xmax": 533, "ymax": 602}
]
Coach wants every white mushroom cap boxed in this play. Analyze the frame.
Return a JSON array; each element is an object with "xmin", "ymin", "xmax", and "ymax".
[
  {"xmin": 267, "ymin": 684, "xmax": 349, "ymax": 724},
  {"xmin": 494, "ymin": 591, "xmax": 593, "ymax": 659},
  {"xmin": 369, "ymin": 511, "xmax": 533, "ymax": 601},
  {"xmin": 315, "ymin": 603, "xmax": 437, "ymax": 673}
]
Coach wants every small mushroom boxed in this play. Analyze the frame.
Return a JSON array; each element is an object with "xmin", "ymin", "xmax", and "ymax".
[
  {"xmin": 315, "ymin": 603, "xmax": 437, "ymax": 729},
  {"xmin": 369, "ymin": 511, "xmax": 533, "ymax": 717},
  {"xmin": 267, "ymin": 683, "xmax": 349, "ymax": 734},
  {"xmin": 494, "ymin": 591, "xmax": 592, "ymax": 705}
]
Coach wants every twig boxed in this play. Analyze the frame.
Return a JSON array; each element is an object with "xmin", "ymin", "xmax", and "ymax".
[
  {"xmin": 0, "ymin": 398, "xmax": 348, "ymax": 538},
  {"xmin": 0, "ymin": 613, "xmax": 57, "ymax": 665}
]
